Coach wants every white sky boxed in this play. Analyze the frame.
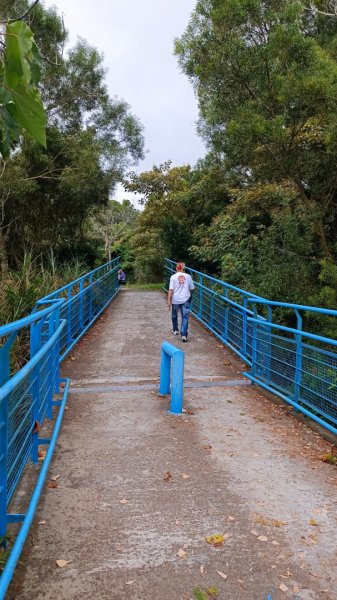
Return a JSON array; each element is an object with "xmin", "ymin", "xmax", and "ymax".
[{"xmin": 43, "ymin": 0, "xmax": 205, "ymax": 205}]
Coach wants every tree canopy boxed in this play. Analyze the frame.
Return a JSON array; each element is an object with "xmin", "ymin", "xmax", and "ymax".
[{"xmin": 0, "ymin": 0, "xmax": 144, "ymax": 274}]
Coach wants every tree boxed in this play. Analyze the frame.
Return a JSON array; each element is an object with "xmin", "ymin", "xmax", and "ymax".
[
  {"xmin": 0, "ymin": 2, "xmax": 145, "ymax": 270},
  {"xmin": 89, "ymin": 199, "xmax": 139, "ymax": 262},
  {"xmin": 175, "ymin": 0, "xmax": 337, "ymax": 261},
  {"xmin": 0, "ymin": 1, "xmax": 47, "ymax": 158},
  {"xmin": 125, "ymin": 159, "xmax": 234, "ymax": 281}
]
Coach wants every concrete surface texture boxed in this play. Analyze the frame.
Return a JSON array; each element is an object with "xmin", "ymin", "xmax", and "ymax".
[{"xmin": 7, "ymin": 290, "xmax": 337, "ymax": 600}]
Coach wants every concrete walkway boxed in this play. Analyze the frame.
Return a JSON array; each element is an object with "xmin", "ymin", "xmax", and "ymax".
[{"xmin": 7, "ymin": 290, "xmax": 337, "ymax": 600}]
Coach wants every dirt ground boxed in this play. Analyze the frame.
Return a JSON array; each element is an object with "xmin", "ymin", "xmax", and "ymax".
[{"xmin": 7, "ymin": 290, "xmax": 337, "ymax": 600}]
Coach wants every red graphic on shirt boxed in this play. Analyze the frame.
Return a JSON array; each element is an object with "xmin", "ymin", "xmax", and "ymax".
[{"xmin": 178, "ymin": 275, "xmax": 186, "ymax": 284}]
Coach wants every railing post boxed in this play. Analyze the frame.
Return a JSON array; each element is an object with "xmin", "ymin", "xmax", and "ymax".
[
  {"xmin": 223, "ymin": 288, "xmax": 228, "ymax": 342},
  {"xmin": 199, "ymin": 275, "xmax": 203, "ymax": 318},
  {"xmin": 242, "ymin": 296, "xmax": 247, "ymax": 359},
  {"xmin": 251, "ymin": 303, "xmax": 258, "ymax": 380},
  {"xmin": 210, "ymin": 290, "xmax": 214, "ymax": 330},
  {"xmin": 294, "ymin": 309, "xmax": 303, "ymax": 402},
  {"xmin": 30, "ymin": 320, "xmax": 41, "ymax": 463},
  {"xmin": 89, "ymin": 274, "xmax": 93, "ymax": 321},
  {"xmin": 66, "ymin": 287, "xmax": 72, "ymax": 347},
  {"xmin": 0, "ymin": 394, "xmax": 8, "ymax": 538},
  {"xmin": 264, "ymin": 305, "xmax": 272, "ymax": 382},
  {"xmin": 79, "ymin": 280, "xmax": 84, "ymax": 329}
]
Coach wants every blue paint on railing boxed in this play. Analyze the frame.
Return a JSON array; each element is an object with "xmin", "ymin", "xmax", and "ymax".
[
  {"xmin": 159, "ymin": 342, "xmax": 185, "ymax": 414},
  {"xmin": 164, "ymin": 259, "xmax": 337, "ymax": 436},
  {"xmin": 38, "ymin": 257, "xmax": 120, "ymax": 361},
  {"xmin": 0, "ymin": 258, "xmax": 120, "ymax": 596}
]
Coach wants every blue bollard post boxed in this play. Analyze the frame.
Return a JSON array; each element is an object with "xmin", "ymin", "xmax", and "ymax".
[
  {"xmin": 170, "ymin": 350, "xmax": 184, "ymax": 414},
  {"xmin": 159, "ymin": 347, "xmax": 171, "ymax": 395},
  {"xmin": 159, "ymin": 342, "xmax": 185, "ymax": 414}
]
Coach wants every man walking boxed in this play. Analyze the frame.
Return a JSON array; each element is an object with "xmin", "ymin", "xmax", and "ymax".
[{"xmin": 167, "ymin": 262, "xmax": 195, "ymax": 342}]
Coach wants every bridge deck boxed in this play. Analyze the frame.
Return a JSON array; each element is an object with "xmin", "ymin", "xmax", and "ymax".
[{"xmin": 8, "ymin": 290, "xmax": 337, "ymax": 600}]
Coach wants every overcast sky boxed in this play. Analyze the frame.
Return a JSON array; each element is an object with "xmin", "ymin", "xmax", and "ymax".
[{"xmin": 43, "ymin": 0, "xmax": 205, "ymax": 203}]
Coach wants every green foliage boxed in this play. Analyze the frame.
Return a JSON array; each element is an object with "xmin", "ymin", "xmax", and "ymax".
[
  {"xmin": 176, "ymin": 0, "xmax": 337, "ymax": 262},
  {"xmin": 0, "ymin": 532, "xmax": 12, "ymax": 572},
  {"xmin": 125, "ymin": 160, "xmax": 231, "ymax": 282},
  {"xmin": 0, "ymin": 20, "xmax": 46, "ymax": 157},
  {"xmin": 0, "ymin": 2, "xmax": 144, "ymax": 275},
  {"xmin": 0, "ymin": 252, "xmax": 86, "ymax": 324}
]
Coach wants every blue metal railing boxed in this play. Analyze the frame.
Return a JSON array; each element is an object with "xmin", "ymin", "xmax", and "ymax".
[
  {"xmin": 37, "ymin": 257, "xmax": 120, "ymax": 361},
  {"xmin": 0, "ymin": 258, "xmax": 120, "ymax": 597},
  {"xmin": 164, "ymin": 258, "xmax": 263, "ymax": 364},
  {"xmin": 164, "ymin": 259, "xmax": 337, "ymax": 435}
]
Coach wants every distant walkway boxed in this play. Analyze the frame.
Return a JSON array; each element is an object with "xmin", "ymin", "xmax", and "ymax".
[{"xmin": 8, "ymin": 290, "xmax": 337, "ymax": 600}]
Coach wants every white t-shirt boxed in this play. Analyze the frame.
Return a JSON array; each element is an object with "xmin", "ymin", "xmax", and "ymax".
[{"xmin": 169, "ymin": 272, "xmax": 195, "ymax": 304}]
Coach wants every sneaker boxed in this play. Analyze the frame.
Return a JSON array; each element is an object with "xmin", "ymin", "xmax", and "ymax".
[
  {"xmin": 181, "ymin": 336, "xmax": 188, "ymax": 342},
  {"xmin": 171, "ymin": 330, "xmax": 179, "ymax": 335}
]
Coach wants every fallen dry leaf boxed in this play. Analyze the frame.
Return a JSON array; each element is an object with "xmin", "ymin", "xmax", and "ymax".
[
  {"xmin": 216, "ymin": 571, "xmax": 227, "ymax": 580},
  {"xmin": 51, "ymin": 475, "xmax": 60, "ymax": 482},
  {"xmin": 227, "ymin": 516, "xmax": 235, "ymax": 522},
  {"xmin": 177, "ymin": 548, "xmax": 187, "ymax": 559},
  {"xmin": 47, "ymin": 481, "xmax": 59, "ymax": 489},
  {"xmin": 309, "ymin": 519, "xmax": 319, "ymax": 526},
  {"xmin": 206, "ymin": 533, "xmax": 228, "ymax": 547},
  {"xmin": 273, "ymin": 520, "xmax": 286, "ymax": 527},
  {"xmin": 163, "ymin": 471, "xmax": 172, "ymax": 482},
  {"xmin": 37, "ymin": 520, "xmax": 46, "ymax": 525},
  {"xmin": 182, "ymin": 474, "xmax": 191, "ymax": 480},
  {"xmin": 279, "ymin": 583, "xmax": 289, "ymax": 592},
  {"xmin": 119, "ymin": 498, "xmax": 128, "ymax": 504},
  {"xmin": 257, "ymin": 536, "xmax": 268, "ymax": 542},
  {"xmin": 125, "ymin": 581, "xmax": 134, "ymax": 585},
  {"xmin": 280, "ymin": 569, "xmax": 292, "ymax": 579},
  {"xmin": 55, "ymin": 560, "xmax": 72, "ymax": 568},
  {"xmin": 33, "ymin": 421, "xmax": 41, "ymax": 433},
  {"xmin": 202, "ymin": 444, "xmax": 212, "ymax": 451},
  {"xmin": 38, "ymin": 450, "xmax": 46, "ymax": 460}
]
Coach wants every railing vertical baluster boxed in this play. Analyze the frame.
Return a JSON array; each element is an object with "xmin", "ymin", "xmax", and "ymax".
[
  {"xmin": 242, "ymin": 296, "xmax": 247, "ymax": 359},
  {"xmin": 67, "ymin": 287, "xmax": 72, "ymax": 348},
  {"xmin": 89, "ymin": 274, "xmax": 93, "ymax": 322},
  {"xmin": 79, "ymin": 280, "xmax": 84, "ymax": 329},
  {"xmin": 294, "ymin": 309, "xmax": 303, "ymax": 402},
  {"xmin": 251, "ymin": 304, "xmax": 258, "ymax": 380},
  {"xmin": 223, "ymin": 288, "xmax": 228, "ymax": 342},
  {"xmin": 30, "ymin": 319, "xmax": 41, "ymax": 463},
  {"xmin": 210, "ymin": 287, "xmax": 214, "ymax": 330},
  {"xmin": 199, "ymin": 275, "xmax": 203, "ymax": 319}
]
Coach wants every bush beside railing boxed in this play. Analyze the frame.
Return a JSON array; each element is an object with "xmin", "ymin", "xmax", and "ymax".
[{"xmin": 164, "ymin": 259, "xmax": 337, "ymax": 435}]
